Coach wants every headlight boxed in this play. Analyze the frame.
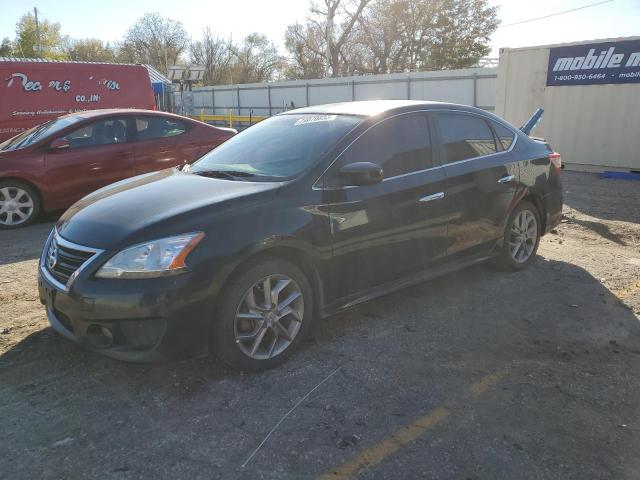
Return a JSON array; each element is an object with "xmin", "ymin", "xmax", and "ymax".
[{"xmin": 95, "ymin": 232, "xmax": 205, "ymax": 279}]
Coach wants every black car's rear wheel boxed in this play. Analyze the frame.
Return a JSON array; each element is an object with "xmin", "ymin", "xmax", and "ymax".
[
  {"xmin": 493, "ymin": 200, "xmax": 541, "ymax": 271},
  {"xmin": 211, "ymin": 257, "xmax": 314, "ymax": 371},
  {"xmin": 0, "ymin": 181, "xmax": 41, "ymax": 229}
]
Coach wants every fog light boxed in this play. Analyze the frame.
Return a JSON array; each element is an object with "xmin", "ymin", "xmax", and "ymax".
[{"xmin": 86, "ymin": 324, "xmax": 114, "ymax": 349}]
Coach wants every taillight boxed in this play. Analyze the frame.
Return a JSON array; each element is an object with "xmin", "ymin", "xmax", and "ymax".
[{"xmin": 548, "ymin": 152, "xmax": 562, "ymax": 170}]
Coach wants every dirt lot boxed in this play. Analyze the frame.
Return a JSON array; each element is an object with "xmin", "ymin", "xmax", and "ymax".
[{"xmin": 1, "ymin": 171, "xmax": 640, "ymax": 479}]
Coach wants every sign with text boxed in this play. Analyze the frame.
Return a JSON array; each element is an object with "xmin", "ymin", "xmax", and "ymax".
[
  {"xmin": 0, "ymin": 62, "xmax": 155, "ymax": 141},
  {"xmin": 547, "ymin": 39, "xmax": 640, "ymax": 86}
]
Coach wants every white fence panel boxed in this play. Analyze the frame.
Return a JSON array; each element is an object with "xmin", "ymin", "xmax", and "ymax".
[
  {"xmin": 308, "ymin": 83, "xmax": 352, "ymax": 105},
  {"xmin": 173, "ymin": 67, "xmax": 497, "ymax": 117},
  {"xmin": 355, "ymin": 81, "xmax": 407, "ymax": 101}
]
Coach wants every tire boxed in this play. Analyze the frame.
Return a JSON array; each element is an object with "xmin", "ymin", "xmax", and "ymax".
[
  {"xmin": 0, "ymin": 180, "xmax": 41, "ymax": 229},
  {"xmin": 210, "ymin": 256, "xmax": 314, "ymax": 371},
  {"xmin": 492, "ymin": 200, "xmax": 541, "ymax": 271}
]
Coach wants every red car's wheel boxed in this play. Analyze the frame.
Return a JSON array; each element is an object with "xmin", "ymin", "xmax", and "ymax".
[{"xmin": 0, "ymin": 180, "xmax": 41, "ymax": 229}]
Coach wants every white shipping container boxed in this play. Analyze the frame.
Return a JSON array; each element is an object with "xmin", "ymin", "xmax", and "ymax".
[{"xmin": 496, "ymin": 37, "xmax": 640, "ymax": 172}]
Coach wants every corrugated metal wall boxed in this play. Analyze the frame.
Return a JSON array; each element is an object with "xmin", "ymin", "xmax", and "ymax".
[
  {"xmin": 496, "ymin": 38, "xmax": 640, "ymax": 171},
  {"xmin": 174, "ymin": 67, "xmax": 497, "ymax": 117}
]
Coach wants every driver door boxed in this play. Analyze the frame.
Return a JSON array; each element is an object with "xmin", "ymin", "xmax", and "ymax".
[
  {"xmin": 320, "ymin": 113, "xmax": 449, "ymax": 304},
  {"xmin": 44, "ymin": 117, "xmax": 135, "ymax": 206}
]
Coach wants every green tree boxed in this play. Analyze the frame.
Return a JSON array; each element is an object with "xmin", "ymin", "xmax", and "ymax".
[
  {"xmin": 119, "ymin": 13, "xmax": 189, "ymax": 73},
  {"xmin": 0, "ymin": 37, "xmax": 13, "ymax": 56},
  {"xmin": 287, "ymin": 0, "xmax": 499, "ymax": 77},
  {"xmin": 63, "ymin": 38, "xmax": 116, "ymax": 62},
  {"xmin": 14, "ymin": 11, "xmax": 66, "ymax": 59},
  {"xmin": 230, "ymin": 33, "xmax": 283, "ymax": 84}
]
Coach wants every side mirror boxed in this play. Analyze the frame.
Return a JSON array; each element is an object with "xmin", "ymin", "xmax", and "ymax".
[
  {"xmin": 49, "ymin": 138, "xmax": 70, "ymax": 151},
  {"xmin": 339, "ymin": 162, "xmax": 383, "ymax": 186}
]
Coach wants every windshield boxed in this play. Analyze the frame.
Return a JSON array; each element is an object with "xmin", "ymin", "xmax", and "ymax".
[
  {"xmin": 0, "ymin": 116, "xmax": 84, "ymax": 152},
  {"xmin": 189, "ymin": 113, "xmax": 362, "ymax": 181}
]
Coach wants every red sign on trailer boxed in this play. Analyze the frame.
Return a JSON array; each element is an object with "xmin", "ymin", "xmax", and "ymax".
[{"xmin": 0, "ymin": 61, "xmax": 156, "ymax": 141}]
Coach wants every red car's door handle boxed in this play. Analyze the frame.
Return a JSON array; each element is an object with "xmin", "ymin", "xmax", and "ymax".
[{"xmin": 114, "ymin": 151, "xmax": 132, "ymax": 159}]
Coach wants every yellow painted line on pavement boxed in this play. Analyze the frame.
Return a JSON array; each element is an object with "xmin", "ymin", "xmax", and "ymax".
[
  {"xmin": 318, "ymin": 369, "xmax": 507, "ymax": 480},
  {"xmin": 469, "ymin": 370, "xmax": 507, "ymax": 397}
]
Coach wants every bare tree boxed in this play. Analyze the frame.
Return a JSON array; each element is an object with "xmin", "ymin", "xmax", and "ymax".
[
  {"xmin": 283, "ymin": 23, "xmax": 325, "ymax": 79},
  {"xmin": 312, "ymin": 0, "xmax": 372, "ymax": 76},
  {"xmin": 284, "ymin": 0, "xmax": 372, "ymax": 78},
  {"xmin": 119, "ymin": 13, "xmax": 189, "ymax": 73},
  {"xmin": 190, "ymin": 28, "xmax": 234, "ymax": 85}
]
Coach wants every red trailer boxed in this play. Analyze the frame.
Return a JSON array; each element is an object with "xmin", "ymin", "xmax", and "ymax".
[{"xmin": 0, "ymin": 59, "xmax": 157, "ymax": 141}]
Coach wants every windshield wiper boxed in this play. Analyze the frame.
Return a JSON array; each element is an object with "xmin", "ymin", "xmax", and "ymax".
[{"xmin": 191, "ymin": 169, "xmax": 256, "ymax": 180}]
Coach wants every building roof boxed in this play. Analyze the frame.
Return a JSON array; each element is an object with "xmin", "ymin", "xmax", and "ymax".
[{"xmin": 0, "ymin": 57, "xmax": 172, "ymax": 85}]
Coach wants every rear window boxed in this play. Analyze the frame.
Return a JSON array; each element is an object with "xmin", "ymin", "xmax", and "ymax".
[
  {"xmin": 491, "ymin": 121, "xmax": 515, "ymax": 151},
  {"xmin": 435, "ymin": 113, "xmax": 497, "ymax": 163},
  {"xmin": 136, "ymin": 117, "xmax": 187, "ymax": 140}
]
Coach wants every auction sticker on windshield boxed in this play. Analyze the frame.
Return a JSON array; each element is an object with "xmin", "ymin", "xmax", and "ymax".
[{"xmin": 294, "ymin": 115, "xmax": 337, "ymax": 126}]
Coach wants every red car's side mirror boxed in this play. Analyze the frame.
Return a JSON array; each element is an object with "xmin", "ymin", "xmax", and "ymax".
[{"xmin": 50, "ymin": 138, "xmax": 70, "ymax": 151}]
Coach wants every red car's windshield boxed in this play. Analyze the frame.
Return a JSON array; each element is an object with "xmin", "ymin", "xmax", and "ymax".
[{"xmin": 0, "ymin": 116, "xmax": 84, "ymax": 152}]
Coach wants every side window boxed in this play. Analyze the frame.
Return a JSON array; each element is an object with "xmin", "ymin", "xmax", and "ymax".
[
  {"xmin": 64, "ymin": 118, "xmax": 128, "ymax": 148},
  {"xmin": 328, "ymin": 114, "xmax": 432, "ymax": 186},
  {"xmin": 136, "ymin": 116, "xmax": 187, "ymax": 141},
  {"xmin": 435, "ymin": 113, "xmax": 497, "ymax": 163},
  {"xmin": 491, "ymin": 120, "xmax": 515, "ymax": 151}
]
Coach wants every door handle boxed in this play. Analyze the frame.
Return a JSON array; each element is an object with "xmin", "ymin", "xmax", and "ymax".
[
  {"xmin": 419, "ymin": 192, "xmax": 445, "ymax": 203},
  {"xmin": 498, "ymin": 174, "xmax": 515, "ymax": 184},
  {"xmin": 114, "ymin": 151, "xmax": 131, "ymax": 159}
]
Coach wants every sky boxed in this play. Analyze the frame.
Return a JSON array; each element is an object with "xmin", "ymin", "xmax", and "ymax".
[{"xmin": 0, "ymin": 0, "xmax": 638, "ymax": 58}]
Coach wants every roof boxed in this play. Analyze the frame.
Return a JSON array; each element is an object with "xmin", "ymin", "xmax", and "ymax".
[
  {"xmin": 53, "ymin": 108, "xmax": 182, "ymax": 121},
  {"xmin": 284, "ymin": 100, "xmax": 470, "ymax": 117},
  {"xmin": 0, "ymin": 57, "xmax": 172, "ymax": 85}
]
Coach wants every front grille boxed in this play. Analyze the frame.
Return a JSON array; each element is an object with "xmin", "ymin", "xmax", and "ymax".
[{"xmin": 45, "ymin": 233, "xmax": 97, "ymax": 287}]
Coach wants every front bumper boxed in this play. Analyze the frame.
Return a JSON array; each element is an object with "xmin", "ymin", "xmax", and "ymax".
[{"xmin": 38, "ymin": 259, "xmax": 215, "ymax": 363}]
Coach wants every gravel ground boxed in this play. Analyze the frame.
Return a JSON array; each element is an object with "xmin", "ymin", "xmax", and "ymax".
[{"xmin": 1, "ymin": 171, "xmax": 639, "ymax": 479}]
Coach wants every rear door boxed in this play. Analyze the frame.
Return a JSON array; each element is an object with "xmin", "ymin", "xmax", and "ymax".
[
  {"xmin": 433, "ymin": 111, "xmax": 519, "ymax": 258},
  {"xmin": 132, "ymin": 115, "xmax": 191, "ymax": 174},
  {"xmin": 322, "ymin": 112, "xmax": 449, "ymax": 303},
  {"xmin": 44, "ymin": 116, "xmax": 135, "ymax": 206}
]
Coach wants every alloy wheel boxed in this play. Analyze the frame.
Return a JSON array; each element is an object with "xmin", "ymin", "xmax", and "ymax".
[
  {"xmin": 234, "ymin": 274, "xmax": 304, "ymax": 360},
  {"xmin": 509, "ymin": 209, "xmax": 538, "ymax": 263},
  {"xmin": 0, "ymin": 187, "xmax": 34, "ymax": 227}
]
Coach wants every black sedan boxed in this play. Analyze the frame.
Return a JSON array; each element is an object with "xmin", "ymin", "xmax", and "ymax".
[{"xmin": 38, "ymin": 101, "xmax": 563, "ymax": 370}]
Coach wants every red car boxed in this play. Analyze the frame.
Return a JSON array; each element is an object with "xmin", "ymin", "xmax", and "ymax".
[{"xmin": 0, "ymin": 109, "xmax": 235, "ymax": 228}]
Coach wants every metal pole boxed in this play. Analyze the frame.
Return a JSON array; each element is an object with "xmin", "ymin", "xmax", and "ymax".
[
  {"xmin": 351, "ymin": 80, "xmax": 355, "ymax": 101},
  {"xmin": 305, "ymin": 82, "xmax": 310, "ymax": 106},
  {"xmin": 211, "ymin": 88, "xmax": 215, "ymax": 115},
  {"xmin": 267, "ymin": 85, "xmax": 272, "ymax": 116},
  {"xmin": 472, "ymin": 73, "xmax": 478, "ymax": 107},
  {"xmin": 237, "ymin": 86, "xmax": 241, "ymax": 115},
  {"xmin": 407, "ymin": 76, "xmax": 411, "ymax": 100},
  {"xmin": 34, "ymin": 7, "xmax": 41, "ymax": 56}
]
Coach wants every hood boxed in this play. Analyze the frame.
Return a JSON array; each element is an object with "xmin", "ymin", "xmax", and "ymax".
[{"xmin": 57, "ymin": 168, "xmax": 279, "ymax": 249}]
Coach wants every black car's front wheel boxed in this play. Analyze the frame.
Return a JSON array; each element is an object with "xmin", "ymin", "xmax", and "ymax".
[
  {"xmin": 493, "ymin": 200, "xmax": 541, "ymax": 271},
  {"xmin": 211, "ymin": 257, "xmax": 314, "ymax": 371}
]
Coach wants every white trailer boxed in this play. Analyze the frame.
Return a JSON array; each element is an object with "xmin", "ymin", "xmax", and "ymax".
[{"xmin": 496, "ymin": 37, "xmax": 640, "ymax": 172}]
